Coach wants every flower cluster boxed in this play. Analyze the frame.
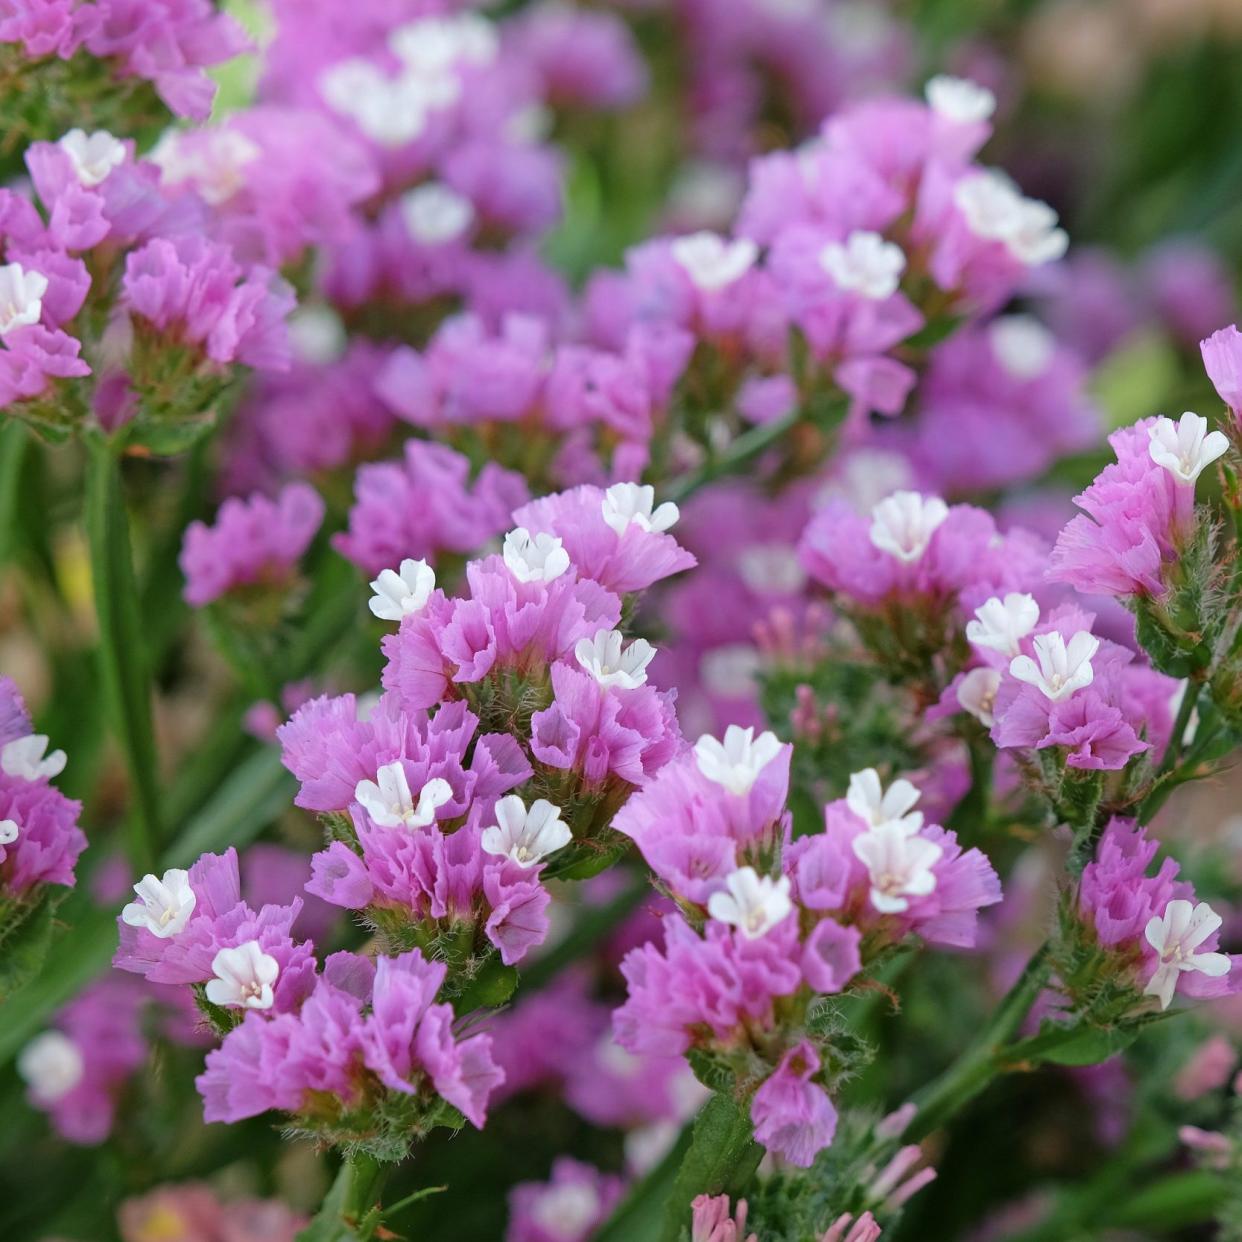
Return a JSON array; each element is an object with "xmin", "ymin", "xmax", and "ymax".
[{"xmin": 615, "ymin": 747, "xmax": 999, "ymax": 1167}]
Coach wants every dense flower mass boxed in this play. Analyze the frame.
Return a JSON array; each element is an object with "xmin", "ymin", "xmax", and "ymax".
[{"xmin": 6, "ymin": 5, "xmax": 1242, "ymax": 1242}]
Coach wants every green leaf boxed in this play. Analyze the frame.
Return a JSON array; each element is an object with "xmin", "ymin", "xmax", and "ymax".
[
  {"xmin": 0, "ymin": 893, "xmax": 58, "ymax": 1003},
  {"xmin": 1024, "ymin": 1021, "xmax": 1140, "ymax": 1068}
]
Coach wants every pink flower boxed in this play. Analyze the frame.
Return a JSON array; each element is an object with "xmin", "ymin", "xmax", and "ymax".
[
  {"xmin": 506, "ymin": 1158, "xmax": 624, "ymax": 1242},
  {"xmin": 750, "ymin": 1040, "xmax": 837, "ymax": 1167},
  {"xmin": 1202, "ymin": 324, "xmax": 1242, "ymax": 420},
  {"xmin": 179, "ymin": 483, "xmax": 324, "ymax": 607}
]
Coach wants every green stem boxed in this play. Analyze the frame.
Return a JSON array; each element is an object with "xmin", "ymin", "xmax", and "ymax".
[
  {"xmin": 902, "ymin": 942, "xmax": 1053, "ymax": 1143},
  {"xmin": 0, "ymin": 419, "xmax": 28, "ymax": 568},
  {"xmin": 664, "ymin": 408, "xmax": 800, "ymax": 504},
  {"xmin": 84, "ymin": 434, "xmax": 161, "ymax": 872},
  {"xmin": 1158, "ymin": 677, "xmax": 1202, "ymax": 776},
  {"xmin": 296, "ymin": 1153, "xmax": 392, "ymax": 1241}
]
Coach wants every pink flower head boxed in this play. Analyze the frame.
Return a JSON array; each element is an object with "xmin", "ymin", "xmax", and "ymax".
[
  {"xmin": 512, "ymin": 483, "xmax": 696, "ymax": 594},
  {"xmin": 122, "ymin": 234, "xmax": 294, "ymax": 370},
  {"xmin": 0, "ymin": 770, "xmax": 86, "ymax": 894},
  {"xmin": 750, "ymin": 1039, "xmax": 837, "ymax": 1167},
  {"xmin": 1202, "ymin": 324, "xmax": 1242, "ymax": 421},
  {"xmin": 179, "ymin": 483, "xmax": 324, "ymax": 607},
  {"xmin": 279, "ymin": 693, "xmax": 530, "ymax": 815},
  {"xmin": 614, "ymin": 914, "xmax": 801, "ymax": 1058},
  {"xmin": 691, "ymin": 1194, "xmax": 758, "ymax": 1242},
  {"xmin": 333, "ymin": 439, "xmax": 528, "ymax": 577}
]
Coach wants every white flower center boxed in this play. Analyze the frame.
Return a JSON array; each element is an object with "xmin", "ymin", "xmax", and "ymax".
[
  {"xmin": 0, "ymin": 263, "xmax": 48, "ymax": 336},
  {"xmin": 503, "ymin": 527, "xmax": 571, "ymax": 584},
  {"xmin": 401, "ymin": 183, "xmax": 475, "ymax": 246},
  {"xmin": 58, "ymin": 127, "xmax": 126, "ymax": 186},
  {"xmin": 868, "ymin": 491, "xmax": 949, "ymax": 563},
  {"xmin": 670, "ymin": 231, "xmax": 758, "ymax": 292},
  {"xmin": 819, "ymin": 230, "xmax": 906, "ymax": 300}
]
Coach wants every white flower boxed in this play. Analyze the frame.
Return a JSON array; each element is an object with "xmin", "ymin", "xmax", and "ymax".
[
  {"xmin": 1009, "ymin": 630, "xmax": 1099, "ymax": 702},
  {"xmin": 601, "ymin": 482, "xmax": 679, "ymax": 537},
  {"xmin": 1143, "ymin": 900, "xmax": 1232, "ymax": 1011},
  {"xmin": 575, "ymin": 629, "xmax": 656, "ymax": 690},
  {"xmin": 355, "ymin": 763, "xmax": 453, "ymax": 829},
  {"xmin": 389, "ymin": 14, "xmax": 498, "ymax": 72},
  {"xmin": 480, "ymin": 795, "xmax": 571, "ymax": 867},
  {"xmin": 206, "ymin": 940, "xmax": 280, "ymax": 1010},
  {"xmin": 17, "ymin": 1032, "xmax": 84, "ymax": 1103},
  {"xmin": 149, "ymin": 129, "xmax": 259, "ymax": 205},
  {"xmin": 121, "ymin": 869, "xmax": 197, "ymax": 939},
  {"xmin": 953, "ymin": 171, "xmax": 1068, "ymax": 266},
  {"xmin": 852, "ymin": 823, "xmax": 942, "ymax": 914},
  {"xmin": 0, "ymin": 818, "xmax": 18, "ymax": 846},
  {"xmin": 966, "ymin": 593, "xmax": 1040, "ymax": 657},
  {"xmin": 0, "ymin": 734, "xmax": 66, "ymax": 781},
  {"xmin": 670, "ymin": 231, "xmax": 758, "ymax": 292},
  {"xmin": 957, "ymin": 667, "xmax": 1002, "ymax": 727},
  {"xmin": 694, "ymin": 725, "xmax": 782, "ymax": 796},
  {"xmin": 0, "ymin": 263, "xmax": 48, "ymax": 336},
  {"xmin": 401, "ymin": 182, "xmax": 475, "ymax": 246},
  {"xmin": 699, "ymin": 644, "xmax": 760, "ymax": 699},
  {"xmin": 319, "ymin": 60, "xmax": 452, "ymax": 147},
  {"xmin": 1147, "ymin": 412, "xmax": 1229, "ymax": 486},
  {"xmin": 707, "ymin": 867, "xmax": 794, "ymax": 939},
  {"xmin": 503, "ymin": 527, "xmax": 570, "ymax": 583},
  {"xmin": 819, "ymin": 231, "xmax": 906, "ymax": 300},
  {"xmin": 925, "ymin": 75, "xmax": 996, "ymax": 124},
  {"xmin": 846, "ymin": 768, "xmax": 923, "ymax": 835},
  {"xmin": 288, "ymin": 305, "xmax": 346, "ymax": 366},
  {"xmin": 368, "ymin": 558, "xmax": 436, "ymax": 621},
  {"xmin": 989, "ymin": 315, "xmax": 1055, "ymax": 380},
  {"xmin": 58, "ymin": 128, "xmax": 126, "ymax": 186},
  {"xmin": 737, "ymin": 544, "xmax": 805, "ymax": 595},
  {"xmin": 868, "ymin": 490, "xmax": 949, "ymax": 562},
  {"xmin": 530, "ymin": 1180, "xmax": 601, "ymax": 1241}
]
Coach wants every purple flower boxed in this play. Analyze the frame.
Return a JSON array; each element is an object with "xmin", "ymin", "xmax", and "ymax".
[
  {"xmin": 179, "ymin": 482, "xmax": 324, "ymax": 607},
  {"xmin": 512, "ymin": 483, "xmax": 696, "ymax": 594},
  {"xmin": 122, "ymin": 234, "xmax": 294, "ymax": 370},
  {"xmin": 333, "ymin": 440, "xmax": 528, "ymax": 577},
  {"xmin": 750, "ymin": 1040, "xmax": 837, "ymax": 1167},
  {"xmin": 0, "ymin": 771, "xmax": 86, "ymax": 894},
  {"xmin": 506, "ymin": 1157, "xmax": 624, "ymax": 1242},
  {"xmin": 614, "ymin": 914, "xmax": 802, "ymax": 1058},
  {"xmin": 1202, "ymin": 324, "xmax": 1242, "ymax": 421}
]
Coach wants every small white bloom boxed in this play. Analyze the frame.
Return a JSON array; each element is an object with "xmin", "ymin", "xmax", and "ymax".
[
  {"xmin": 819, "ymin": 230, "xmax": 906, "ymax": 300},
  {"xmin": 707, "ymin": 867, "xmax": 794, "ymax": 939},
  {"xmin": 1147, "ymin": 412, "xmax": 1229, "ymax": 487},
  {"xmin": 58, "ymin": 128, "xmax": 126, "ymax": 186},
  {"xmin": 601, "ymin": 482, "xmax": 679, "ymax": 537},
  {"xmin": 1009, "ymin": 630, "xmax": 1099, "ymax": 702},
  {"xmin": 0, "ymin": 818, "xmax": 18, "ymax": 846},
  {"xmin": 1143, "ymin": 899, "xmax": 1232, "ymax": 1011},
  {"xmin": 957, "ymin": 667, "xmax": 1002, "ymax": 727},
  {"xmin": 389, "ymin": 13, "xmax": 498, "ymax": 72},
  {"xmin": 121, "ymin": 869, "xmax": 197, "ymax": 938},
  {"xmin": 288, "ymin": 305, "xmax": 347, "ymax": 366},
  {"xmin": 480, "ymin": 795, "xmax": 571, "ymax": 868},
  {"xmin": 966, "ymin": 593, "xmax": 1040, "ymax": 657},
  {"xmin": 17, "ymin": 1031, "xmax": 84, "ymax": 1103},
  {"xmin": 852, "ymin": 822, "xmax": 942, "ymax": 914},
  {"xmin": 737, "ymin": 544, "xmax": 806, "ymax": 596},
  {"xmin": 0, "ymin": 734, "xmax": 66, "ymax": 782},
  {"xmin": 846, "ymin": 768, "xmax": 923, "ymax": 835},
  {"xmin": 355, "ymin": 763, "xmax": 453, "ymax": 829},
  {"xmin": 699, "ymin": 644, "xmax": 760, "ymax": 699},
  {"xmin": 0, "ymin": 263, "xmax": 48, "ymax": 336},
  {"xmin": 670, "ymin": 231, "xmax": 758, "ymax": 292},
  {"xmin": 503, "ymin": 527, "xmax": 571, "ymax": 583},
  {"xmin": 953, "ymin": 171, "xmax": 1067, "ymax": 266},
  {"xmin": 149, "ymin": 129, "xmax": 259, "ymax": 205},
  {"xmin": 868, "ymin": 490, "xmax": 949, "ymax": 563},
  {"xmin": 401, "ymin": 182, "xmax": 475, "ymax": 246},
  {"xmin": 368, "ymin": 558, "xmax": 436, "ymax": 621},
  {"xmin": 925, "ymin": 75, "xmax": 996, "ymax": 124},
  {"xmin": 989, "ymin": 315, "xmax": 1055, "ymax": 380},
  {"xmin": 319, "ymin": 60, "xmax": 450, "ymax": 147},
  {"xmin": 694, "ymin": 725, "xmax": 783, "ymax": 796},
  {"xmin": 575, "ymin": 629, "xmax": 656, "ymax": 690},
  {"xmin": 530, "ymin": 1180, "xmax": 601, "ymax": 1241},
  {"xmin": 205, "ymin": 940, "xmax": 280, "ymax": 1010}
]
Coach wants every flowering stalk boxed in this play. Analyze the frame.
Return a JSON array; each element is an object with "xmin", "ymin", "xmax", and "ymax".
[{"xmin": 83, "ymin": 432, "xmax": 160, "ymax": 871}]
